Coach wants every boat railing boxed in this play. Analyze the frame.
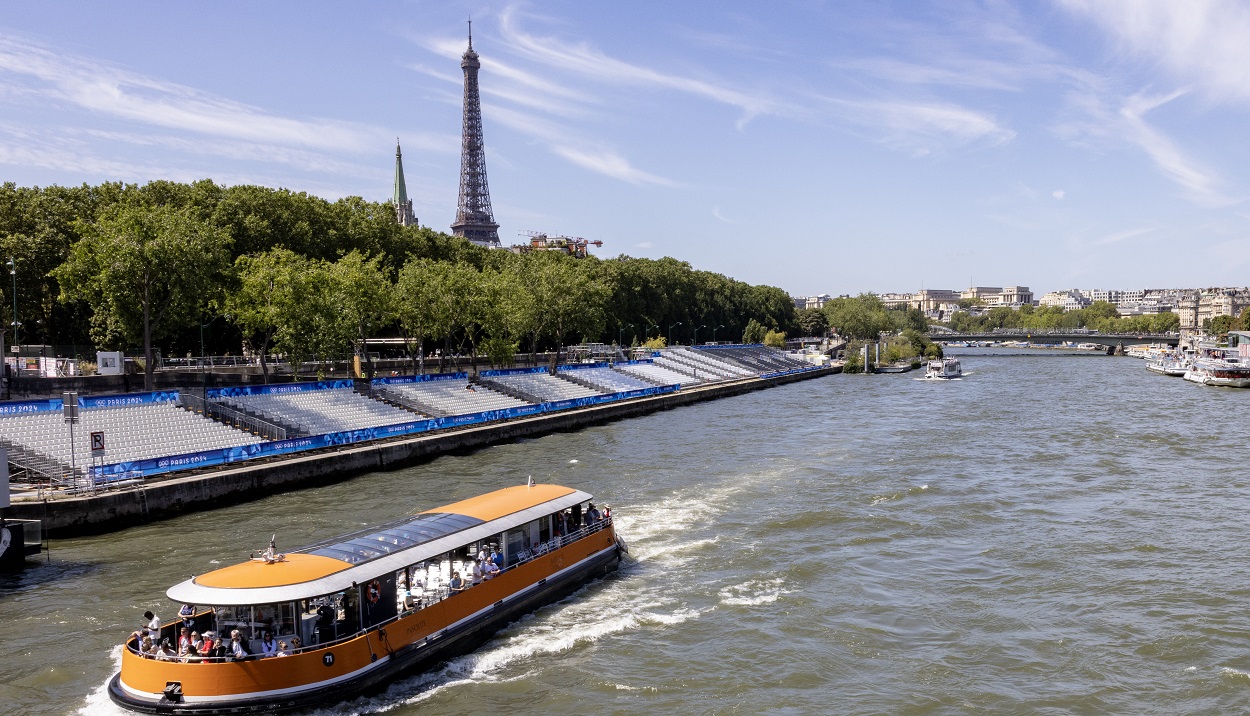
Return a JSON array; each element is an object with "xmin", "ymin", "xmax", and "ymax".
[{"xmin": 127, "ymin": 516, "xmax": 616, "ymax": 662}]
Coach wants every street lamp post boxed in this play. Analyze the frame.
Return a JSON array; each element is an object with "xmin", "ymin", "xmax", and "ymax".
[
  {"xmin": 711, "ymin": 324, "xmax": 725, "ymax": 343},
  {"xmin": 618, "ymin": 323, "xmax": 632, "ymax": 346},
  {"xmin": 200, "ymin": 316, "xmax": 226, "ymax": 366},
  {"xmin": 7, "ymin": 257, "xmax": 17, "ymax": 345},
  {"xmin": 692, "ymin": 324, "xmax": 706, "ymax": 346},
  {"xmin": 668, "ymin": 322, "xmax": 682, "ymax": 346},
  {"xmin": 646, "ymin": 324, "xmax": 658, "ymax": 343}
]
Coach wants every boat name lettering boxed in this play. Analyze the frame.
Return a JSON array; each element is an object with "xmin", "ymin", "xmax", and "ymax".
[{"xmin": 404, "ymin": 619, "xmax": 427, "ymax": 636}]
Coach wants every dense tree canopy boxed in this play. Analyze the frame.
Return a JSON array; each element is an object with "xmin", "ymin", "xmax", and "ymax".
[{"xmin": 2, "ymin": 179, "xmax": 799, "ymax": 375}]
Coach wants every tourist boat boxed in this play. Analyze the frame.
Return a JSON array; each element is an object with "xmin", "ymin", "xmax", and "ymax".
[
  {"xmin": 109, "ymin": 482, "xmax": 623, "ymax": 713},
  {"xmin": 923, "ymin": 358, "xmax": 962, "ymax": 379},
  {"xmin": 1145, "ymin": 352, "xmax": 1189, "ymax": 377},
  {"xmin": 1183, "ymin": 358, "xmax": 1250, "ymax": 388}
]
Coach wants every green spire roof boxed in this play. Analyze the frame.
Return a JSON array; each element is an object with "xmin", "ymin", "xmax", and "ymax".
[{"xmin": 393, "ymin": 139, "xmax": 408, "ymax": 205}]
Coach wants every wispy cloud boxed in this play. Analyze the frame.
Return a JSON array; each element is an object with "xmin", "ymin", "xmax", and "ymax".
[
  {"xmin": 484, "ymin": 102, "xmax": 676, "ymax": 186},
  {"xmin": 824, "ymin": 97, "xmax": 1015, "ymax": 149},
  {"xmin": 1058, "ymin": 87, "xmax": 1229, "ymax": 204},
  {"xmin": 551, "ymin": 145, "xmax": 676, "ymax": 187},
  {"xmin": 0, "ymin": 34, "xmax": 388, "ymax": 153},
  {"xmin": 1052, "ymin": 189, "xmax": 1066, "ymax": 199},
  {"xmin": 1092, "ymin": 226, "xmax": 1153, "ymax": 247},
  {"xmin": 711, "ymin": 206, "xmax": 735, "ymax": 223},
  {"xmin": 497, "ymin": 5, "xmax": 788, "ymax": 128},
  {"xmin": 1058, "ymin": 0, "xmax": 1250, "ymax": 106}
]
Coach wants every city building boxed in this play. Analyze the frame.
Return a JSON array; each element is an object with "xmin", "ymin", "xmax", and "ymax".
[
  {"xmin": 1039, "ymin": 289, "xmax": 1091, "ymax": 310},
  {"xmin": 791, "ymin": 294, "xmax": 832, "ymax": 310}
]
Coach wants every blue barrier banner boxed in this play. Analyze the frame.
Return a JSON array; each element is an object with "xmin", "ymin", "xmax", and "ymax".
[
  {"xmin": 207, "ymin": 380, "xmax": 353, "ymax": 399},
  {"xmin": 618, "ymin": 359, "xmax": 653, "ymax": 366},
  {"xmin": 371, "ymin": 372, "xmax": 466, "ymax": 386},
  {"xmin": 80, "ymin": 390, "xmax": 179, "ymax": 409},
  {"xmin": 0, "ymin": 398, "xmax": 63, "ymax": 415},
  {"xmin": 479, "ymin": 366, "xmax": 549, "ymax": 378},
  {"xmin": 557, "ymin": 362, "xmax": 609, "ymax": 372}
]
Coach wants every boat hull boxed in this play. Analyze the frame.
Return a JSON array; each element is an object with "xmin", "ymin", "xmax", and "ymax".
[
  {"xmin": 1184, "ymin": 369, "xmax": 1250, "ymax": 388},
  {"xmin": 109, "ymin": 536, "xmax": 621, "ymax": 714}
]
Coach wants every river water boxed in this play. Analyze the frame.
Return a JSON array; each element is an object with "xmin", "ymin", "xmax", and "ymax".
[{"xmin": 4, "ymin": 353, "xmax": 1250, "ymax": 715}]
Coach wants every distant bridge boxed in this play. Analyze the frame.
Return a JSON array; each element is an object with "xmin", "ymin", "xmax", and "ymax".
[{"xmin": 931, "ymin": 331, "xmax": 1179, "ymax": 349}]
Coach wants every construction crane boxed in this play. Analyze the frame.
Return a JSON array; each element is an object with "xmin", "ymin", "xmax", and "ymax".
[{"xmin": 510, "ymin": 231, "xmax": 603, "ymax": 259}]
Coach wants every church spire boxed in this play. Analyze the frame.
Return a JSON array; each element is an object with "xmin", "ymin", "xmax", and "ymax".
[{"xmin": 392, "ymin": 139, "xmax": 416, "ymax": 227}]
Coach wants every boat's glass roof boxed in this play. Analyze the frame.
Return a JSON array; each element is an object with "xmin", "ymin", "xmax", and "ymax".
[{"xmin": 304, "ymin": 512, "xmax": 485, "ymax": 564}]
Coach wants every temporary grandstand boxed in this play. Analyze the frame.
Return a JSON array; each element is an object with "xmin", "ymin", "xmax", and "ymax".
[
  {"xmin": 479, "ymin": 371, "xmax": 605, "ymax": 403},
  {"xmin": 212, "ymin": 384, "xmax": 418, "ymax": 436},
  {"xmin": 616, "ymin": 361, "xmax": 702, "ymax": 387},
  {"xmin": 376, "ymin": 377, "xmax": 531, "ymax": 417},
  {"xmin": 656, "ymin": 347, "xmax": 754, "ymax": 382},
  {"xmin": 692, "ymin": 345, "xmax": 811, "ymax": 374},
  {"xmin": 0, "ymin": 400, "xmax": 261, "ymax": 484},
  {"xmin": 557, "ymin": 365, "xmax": 658, "ymax": 393}
]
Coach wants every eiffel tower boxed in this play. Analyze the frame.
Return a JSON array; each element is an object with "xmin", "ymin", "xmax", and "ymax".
[{"xmin": 450, "ymin": 21, "xmax": 501, "ymax": 248}]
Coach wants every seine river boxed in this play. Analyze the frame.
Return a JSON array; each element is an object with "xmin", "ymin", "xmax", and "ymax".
[{"xmin": 4, "ymin": 352, "xmax": 1250, "ymax": 715}]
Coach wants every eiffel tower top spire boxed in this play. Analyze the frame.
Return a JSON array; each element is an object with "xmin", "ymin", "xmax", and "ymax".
[
  {"xmin": 451, "ymin": 21, "xmax": 500, "ymax": 247},
  {"xmin": 392, "ymin": 139, "xmax": 416, "ymax": 227}
]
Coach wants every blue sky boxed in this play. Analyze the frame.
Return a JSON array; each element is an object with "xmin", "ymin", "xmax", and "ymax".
[{"xmin": 2, "ymin": 2, "xmax": 1250, "ymax": 297}]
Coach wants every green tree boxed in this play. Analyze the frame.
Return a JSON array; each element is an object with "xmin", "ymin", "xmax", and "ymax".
[
  {"xmin": 333, "ymin": 251, "xmax": 393, "ymax": 378},
  {"xmin": 763, "ymin": 330, "xmax": 786, "ymax": 348},
  {"xmin": 742, "ymin": 318, "xmax": 766, "ymax": 344},
  {"xmin": 54, "ymin": 203, "xmax": 231, "ymax": 389},
  {"xmin": 796, "ymin": 308, "xmax": 829, "ymax": 337},
  {"xmin": 394, "ymin": 258, "xmax": 445, "ymax": 374},
  {"xmin": 225, "ymin": 248, "xmax": 306, "ymax": 383}
]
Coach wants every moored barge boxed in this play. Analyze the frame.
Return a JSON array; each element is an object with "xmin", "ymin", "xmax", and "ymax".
[{"xmin": 109, "ymin": 482, "xmax": 622, "ymax": 713}]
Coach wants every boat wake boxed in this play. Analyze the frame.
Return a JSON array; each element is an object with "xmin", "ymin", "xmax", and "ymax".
[{"xmin": 77, "ymin": 646, "xmax": 126, "ymax": 716}]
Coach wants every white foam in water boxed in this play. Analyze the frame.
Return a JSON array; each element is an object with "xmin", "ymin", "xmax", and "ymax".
[
  {"xmin": 719, "ymin": 576, "xmax": 789, "ymax": 606},
  {"xmin": 78, "ymin": 645, "xmax": 129, "ymax": 716},
  {"xmin": 568, "ymin": 459, "xmax": 579, "ymax": 464}
]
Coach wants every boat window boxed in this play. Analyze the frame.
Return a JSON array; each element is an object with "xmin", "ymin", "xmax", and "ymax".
[
  {"xmin": 506, "ymin": 528, "xmax": 529, "ymax": 566},
  {"xmin": 539, "ymin": 515, "xmax": 550, "ymax": 543},
  {"xmin": 304, "ymin": 591, "xmax": 348, "ymax": 644}
]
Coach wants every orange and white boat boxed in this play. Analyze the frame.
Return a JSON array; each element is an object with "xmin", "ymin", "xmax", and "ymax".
[{"xmin": 109, "ymin": 482, "xmax": 624, "ymax": 713}]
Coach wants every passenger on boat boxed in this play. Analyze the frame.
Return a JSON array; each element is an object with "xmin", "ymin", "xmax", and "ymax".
[
  {"xmin": 156, "ymin": 639, "xmax": 177, "ymax": 661},
  {"xmin": 199, "ymin": 631, "xmax": 215, "ymax": 656},
  {"xmin": 491, "ymin": 549, "xmax": 503, "ymax": 569},
  {"xmin": 449, "ymin": 571, "xmax": 466, "ymax": 593},
  {"xmin": 484, "ymin": 559, "xmax": 500, "ymax": 579},
  {"xmin": 290, "ymin": 636, "xmax": 303, "ymax": 653},
  {"xmin": 183, "ymin": 644, "xmax": 204, "ymax": 664},
  {"xmin": 177, "ymin": 627, "xmax": 191, "ymax": 654},
  {"xmin": 473, "ymin": 558, "xmax": 487, "ymax": 585},
  {"xmin": 603, "ymin": 504, "xmax": 611, "ymax": 519},
  {"xmin": 260, "ymin": 630, "xmax": 278, "ymax": 656},
  {"xmin": 276, "ymin": 641, "xmax": 289, "ymax": 657},
  {"xmin": 139, "ymin": 636, "xmax": 155, "ymax": 657},
  {"xmin": 187, "ymin": 630, "xmax": 202, "ymax": 655},
  {"xmin": 178, "ymin": 603, "xmax": 195, "ymax": 629},
  {"xmin": 229, "ymin": 630, "xmax": 247, "ymax": 659},
  {"xmin": 142, "ymin": 610, "xmax": 161, "ymax": 635},
  {"xmin": 587, "ymin": 503, "xmax": 601, "ymax": 522}
]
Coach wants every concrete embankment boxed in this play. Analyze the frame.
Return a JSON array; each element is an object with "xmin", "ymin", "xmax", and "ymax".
[{"xmin": 8, "ymin": 368, "xmax": 834, "ymax": 536}]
